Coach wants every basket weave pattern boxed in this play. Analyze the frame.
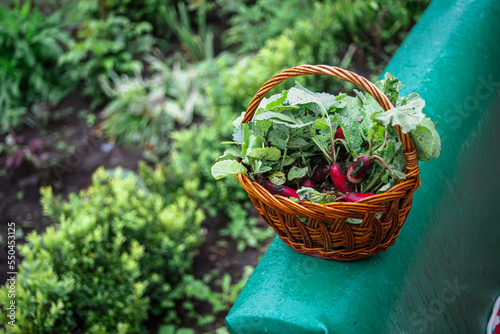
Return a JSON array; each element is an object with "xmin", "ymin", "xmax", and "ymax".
[{"xmin": 236, "ymin": 65, "xmax": 421, "ymax": 261}]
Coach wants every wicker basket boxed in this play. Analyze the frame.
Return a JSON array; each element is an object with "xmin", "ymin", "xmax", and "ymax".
[{"xmin": 235, "ymin": 64, "xmax": 421, "ymax": 261}]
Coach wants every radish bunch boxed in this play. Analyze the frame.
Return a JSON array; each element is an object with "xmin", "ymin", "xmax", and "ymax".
[{"xmin": 212, "ymin": 74, "xmax": 441, "ymax": 206}]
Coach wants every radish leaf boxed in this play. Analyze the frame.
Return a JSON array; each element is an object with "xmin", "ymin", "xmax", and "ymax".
[
  {"xmin": 211, "ymin": 160, "xmax": 247, "ymax": 180},
  {"xmin": 410, "ymin": 117, "xmax": 441, "ymax": 161},
  {"xmin": 247, "ymin": 147, "xmax": 281, "ymax": 161},
  {"xmin": 372, "ymin": 93, "xmax": 425, "ymax": 133},
  {"xmin": 269, "ymin": 171, "xmax": 286, "ymax": 185},
  {"xmin": 297, "ymin": 187, "xmax": 336, "ymax": 203},
  {"xmin": 216, "ymin": 146, "xmax": 242, "ymax": 161},
  {"xmin": 287, "ymin": 166, "xmax": 308, "ymax": 181}
]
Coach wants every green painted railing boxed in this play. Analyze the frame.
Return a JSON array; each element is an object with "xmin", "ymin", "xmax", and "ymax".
[{"xmin": 226, "ymin": 0, "xmax": 500, "ymax": 332}]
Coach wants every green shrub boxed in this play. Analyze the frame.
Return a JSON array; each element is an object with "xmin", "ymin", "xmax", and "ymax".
[
  {"xmin": 59, "ymin": 15, "xmax": 154, "ymax": 108},
  {"xmin": 0, "ymin": 166, "xmax": 204, "ymax": 332},
  {"xmin": 0, "ymin": 4, "xmax": 76, "ymax": 134}
]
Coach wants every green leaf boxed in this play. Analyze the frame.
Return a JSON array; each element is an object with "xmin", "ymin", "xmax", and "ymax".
[
  {"xmin": 373, "ymin": 93, "xmax": 425, "ymax": 133},
  {"xmin": 339, "ymin": 116, "xmax": 364, "ymax": 155},
  {"xmin": 253, "ymin": 111, "xmax": 297, "ymax": 124},
  {"xmin": 253, "ymin": 160, "xmax": 273, "ymax": 174},
  {"xmin": 391, "ymin": 169, "xmax": 406, "ymax": 180},
  {"xmin": 288, "ymin": 137, "xmax": 311, "ymax": 149},
  {"xmin": 346, "ymin": 218, "xmax": 363, "ymax": 225},
  {"xmin": 315, "ymin": 117, "xmax": 330, "ymax": 130},
  {"xmin": 232, "ymin": 125, "xmax": 244, "ymax": 145},
  {"xmin": 241, "ymin": 125, "xmax": 259, "ymax": 157},
  {"xmin": 297, "ymin": 187, "xmax": 335, "ymax": 203},
  {"xmin": 270, "ymin": 106, "xmax": 301, "ymax": 112},
  {"xmin": 410, "ymin": 117, "xmax": 441, "ymax": 161},
  {"xmin": 247, "ymin": 147, "xmax": 281, "ymax": 161},
  {"xmin": 255, "ymin": 119, "xmax": 273, "ymax": 134},
  {"xmin": 389, "ymin": 150, "xmax": 407, "ymax": 179},
  {"xmin": 335, "ymin": 95, "xmax": 364, "ymax": 118},
  {"xmin": 216, "ymin": 146, "xmax": 242, "ymax": 161},
  {"xmin": 380, "ymin": 72, "xmax": 404, "ymax": 104},
  {"xmin": 269, "ymin": 136, "xmax": 288, "ymax": 150},
  {"xmin": 377, "ymin": 182, "xmax": 392, "ymax": 193},
  {"xmin": 282, "ymin": 156, "xmax": 295, "ymax": 166},
  {"xmin": 286, "ymin": 82, "xmax": 338, "ymax": 111},
  {"xmin": 211, "ymin": 160, "xmax": 247, "ymax": 180},
  {"xmin": 269, "ymin": 171, "xmax": 286, "ymax": 185},
  {"xmin": 287, "ymin": 166, "xmax": 308, "ymax": 181},
  {"xmin": 248, "ymin": 135, "xmax": 263, "ymax": 152},
  {"xmin": 258, "ymin": 91, "xmax": 288, "ymax": 110}
]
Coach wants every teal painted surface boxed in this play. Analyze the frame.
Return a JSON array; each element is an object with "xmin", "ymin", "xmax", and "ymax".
[{"xmin": 226, "ymin": 0, "xmax": 500, "ymax": 333}]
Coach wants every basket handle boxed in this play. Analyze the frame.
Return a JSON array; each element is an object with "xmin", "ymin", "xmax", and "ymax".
[{"xmin": 241, "ymin": 64, "xmax": 415, "ymax": 153}]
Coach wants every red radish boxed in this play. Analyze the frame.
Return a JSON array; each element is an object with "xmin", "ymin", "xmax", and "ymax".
[
  {"xmin": 300, "ymin": 178, "xmax": 316, "ymax": 188},
  {"xmin": 263, "ymin": 179, "xmax": 300, "ymax": 200},
  {"xmin": 347, "ymin": 155, "xmax": 374, "ymax": 184},
  {"xmin": 334, "ymin": 127, "xmax": 345, "ymax": 140},
  {"xmin": 311, "ymin": 165, "xmax": 329, "ymax": 183},
  {"xmin": 282, "ymin": 187, "xmax": 300, "ymax": 199},
  {"xmin": 336, "ymin": 192, "xmax": 375, "ymax": 202},
  {"xmin": 329, "ymin": 164, "xmax": 354, "ymax": 192}
]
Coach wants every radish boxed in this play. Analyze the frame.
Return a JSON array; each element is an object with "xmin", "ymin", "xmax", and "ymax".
[
  {"xmin": 329, "ymin": 163, "xmax": 354, "ymax": 192},
  {"xmin": 310, "ymin": 165, "xmax": 329, "ymax": 183},
  {"xmin": 336, "ymin": 192, "xmax": 375, "ymax": 202},
  {"xmin": 263, "ymin": 179, "xmax": 300, "ymax": 200},
  {"xmin": 347, "ymin": 155, "xmax": 374, "ymax": 184},
  {"xmin": 300, "ymin": 178, "xmax": 316, "ymax": 188}
]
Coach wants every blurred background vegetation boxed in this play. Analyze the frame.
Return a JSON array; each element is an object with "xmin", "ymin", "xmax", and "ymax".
[{"xmin": 0, "ymin": 0, "xmax": 430, "ymax": 332}]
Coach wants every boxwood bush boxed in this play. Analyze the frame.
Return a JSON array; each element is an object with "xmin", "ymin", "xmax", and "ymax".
[{"xmin": 0, "ymin": 166, "xmax": 204, "ymax": 333}]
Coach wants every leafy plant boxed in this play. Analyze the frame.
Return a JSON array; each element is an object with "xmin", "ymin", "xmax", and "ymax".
[
  {"xmin": 59, "ymin": 15, "xmax": 154, "ymax": 108},
  {"xmin": 0, "ymin": 3, "xmax": 76, "ymax": 134},
  {"xmin": 98, "ymin": 56, "xmax": 208, "ymax": 160},
  {"xmin": 63, "ymin": 0, "xmax": 175, "ymax": 36},
  {"xmin": 159, "ymin": 1, "xmax": 214, "ymax": 61},
  {"xmin": 221, "ymin": 0, "xmax": 315, "ymax": 54},
  {"xmin": 98, "ymin": 70, "xmax": 175, "ymax": 151},
  {"xmin": 177, "ymin": 266, "xmax": 254, "ymax": 327},
  {"xmin": 220, "ymin": 205, "xmax": 273, "ymax": 252},
  {"xmin": 0, "ymin": 166, "xmax": 205, "ymax": 332}
]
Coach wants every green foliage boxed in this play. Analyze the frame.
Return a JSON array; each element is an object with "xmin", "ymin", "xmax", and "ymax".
[
  {"xmin": 59, "ymin": 15, "xmax": 154, "ymax": 108},
  {"xmin": 0, "ymin": 166, "xmax": 204, "ymax": 332},
  {"xmin": 0, "ymin": 4, "xmax": 76, "ymax": 134},
  {"xmin": 62, "ymin": 0, "xmax": 214, "ymax": 54},
  {"xmin": 221, "ymin": 0, "xmax": 316, "ymax": 53},
  {"xmin": 217, "ymin": 0, "xmax": 430, "ymax": 113},
  {"xmin": 178, "ymin": 266, "xmax": 254, "ymax": 327},
  {"xmin": 220, "ymin": 205, "xmax": 273, "ymax": 252},
  {"xmin": 167, "ymin": 119, "xmax": 250, "ymax": 217},
  {"xmin": 98, "ymin": 56, "xmax": 209, "ymax": 160},
  {"xmin": 159, "ymin": 1, "xmax": 214, "ymax": 61},
  {"xmin": 98, "ymin": 71, "xmax": 175, "ymax": 152}
]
